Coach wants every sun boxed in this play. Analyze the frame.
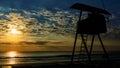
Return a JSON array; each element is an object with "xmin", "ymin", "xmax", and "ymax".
[{"xmin": 10, "ymin": 28, "xmax": 22, "ymax": 34}]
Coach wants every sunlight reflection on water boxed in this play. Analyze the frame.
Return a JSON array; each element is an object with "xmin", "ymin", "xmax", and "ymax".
[
  {"xmin": 5, "ymin": 51, "xmax": 17, "ymax": 65},
  {"xmin": 8, "ymin": 58, "xmax": 16, "ymax": 64},
  {"xmin": 1, "ymin": 51, "xmax": 17, "ymax": 68},
  {"xmin": 6, "ymin": 51, "xmax": 17, "ymax": 58}
]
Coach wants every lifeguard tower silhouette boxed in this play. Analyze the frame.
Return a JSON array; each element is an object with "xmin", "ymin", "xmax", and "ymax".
[{"xmin": 70, "ymin": 3, "xmax": 111, "ymax": 63}]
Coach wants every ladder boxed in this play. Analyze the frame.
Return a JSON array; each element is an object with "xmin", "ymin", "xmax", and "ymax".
[{"xmin": 78, "ymin": 34, "xmax": 88, "ymax": 61}]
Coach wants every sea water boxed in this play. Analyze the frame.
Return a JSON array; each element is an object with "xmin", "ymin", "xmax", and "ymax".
[
  {"xmin": 0, "ymin": 51, "xmax": 119, "ymax": 65},
  {"xmin": 0, "ymin": 51, "xmax": 74, "ymax": 65}
]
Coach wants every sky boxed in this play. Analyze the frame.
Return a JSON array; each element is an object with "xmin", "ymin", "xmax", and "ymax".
[{"xmin": 0, "ymin": 0, "xmax": 119, "ymax": 52}]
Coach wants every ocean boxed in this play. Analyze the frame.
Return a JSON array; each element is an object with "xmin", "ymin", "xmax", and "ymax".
[
  {"xmin": 0, "ymin": 51, "xmax": 119, "ymax": 65},
  {"xmin": 0, "ymin": 51, "xmax": 73, "ymax": 65}
]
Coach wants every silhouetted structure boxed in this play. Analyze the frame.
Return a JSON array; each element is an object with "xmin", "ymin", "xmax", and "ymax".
[{"xmin": 70, "ymin": 3, "xmax": 111, "ymax": 63}]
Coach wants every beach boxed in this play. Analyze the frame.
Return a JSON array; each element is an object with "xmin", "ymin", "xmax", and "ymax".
[{"xmin": 0, "ymin": 51, "xmax": 120, "ymax": 68}]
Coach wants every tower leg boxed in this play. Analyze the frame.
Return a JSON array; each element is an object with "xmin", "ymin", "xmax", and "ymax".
[
  {"xmin": 71, "ymin": 32, "xmax": 78, "ymax": 64},
  {"xmin": 90, "ymin": 35, "xmax": 95, "ymax": 59},
  {"xmin": 98, "ymin": 34, "xmax": 109, "ymax": 60},
  {"xmin": 71, "ymin": 10, "xmax": 83, "ymax": 64}
]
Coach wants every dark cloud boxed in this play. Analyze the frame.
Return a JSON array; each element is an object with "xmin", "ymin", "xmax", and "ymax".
[
  {"xmin": 19, "ymin": 41, "xmax": 49, "ymax": 45},
  {"xmin": 0, "ymin": 41, "xmax": 64, "ymax": 46}
]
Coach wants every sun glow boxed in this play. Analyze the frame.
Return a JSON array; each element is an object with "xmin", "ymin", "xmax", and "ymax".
[
  {"xmin": 10, "ymin": 28, "xmax": 22, "ymax": 34},
  {"xmin": 3, "ymin": 28, "xmax": 24, "ymax": 43}
]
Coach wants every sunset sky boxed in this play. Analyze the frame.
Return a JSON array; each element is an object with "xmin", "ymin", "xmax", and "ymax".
[{"xmin": 0, "ymin": 0, "xmax": 119, "ymax": 52}]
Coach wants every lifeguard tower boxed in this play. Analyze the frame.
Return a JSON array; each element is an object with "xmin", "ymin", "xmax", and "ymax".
[{"xmin": 70, "ymin": 3, "xmax": 111, "ymax": 63}]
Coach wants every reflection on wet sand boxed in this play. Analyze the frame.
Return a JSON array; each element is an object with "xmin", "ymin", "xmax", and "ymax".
[{"xmin": 2, "ymin": 66, "xmax": 12, "ymax": 68}]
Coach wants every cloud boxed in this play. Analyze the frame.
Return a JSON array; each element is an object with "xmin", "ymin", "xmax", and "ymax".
[
  {"xmin": 0, "ymin": 13, "xmax": 4, "ymax": 16},
  {"xmin": 0, "ymin": 6, "xmax": 119, "ymax": 41},
  {"xmin": 109, "ymin": 14, "xmax": 117, "ymax": 20}
]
